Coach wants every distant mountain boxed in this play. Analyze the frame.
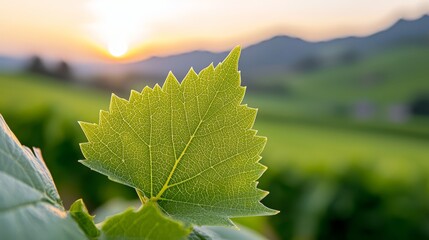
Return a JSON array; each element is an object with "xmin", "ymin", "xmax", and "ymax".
[
  {"xmin": 0, "ymin": 56, "xmax": 26, "ymax": 72},
  {"xmin": 1, "ymin": 14, "xmax": 428, "ymax": 83},
  {"xmin": 123, "ymin": 14, "xmax": 429, "ymax": 81}
]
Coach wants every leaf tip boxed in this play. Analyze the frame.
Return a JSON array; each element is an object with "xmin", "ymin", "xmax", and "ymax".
[
  {"xmin": 154, "ymin": 83, "xmax": 162, "ymax": 91},
  {"xmin": 223, "ymin": 45, "xmax": 241, "ymax": 69},
  {"xmin": 129, "ymin": 89, "xmax": 141, "ymax": 101},
  {"xmin": 268, "ymin": 208, "xmax": 281, "ymax": 215},
  {"xmin": 110, "ymin": 92, "xmax": 120, "ymax": 103},
  {"xmin": 166, "ymin": 71, "xmax": 176, "ymax": 81},
  {"xmin": 187, "ymin": 67, "xmax": 198, "ymax": 78},
  {"xmin": 79, "ymin": 121, "xmax": 97, "ymax": 139},
  {"xmin": 232, "ymin": 44, "xmax": 241, "ymax": 53},
  {"xmin": 69, "ymin": 198, "xmax": 85, "ymax": 212},
  {"xmin": 110, "ymin": 93, "xmax": 129, "ymax": 112},
  {"xmin": 78, "ymin": 159, "xmax": 87, "ymax": 166},
  {"xmin": 141, "ymin": 85, "xmax": 155, "ymax": 97},
  {"xmin": 163, "ymin": 71, "xmax": 179, "ymax": 90},
  {"xmin": 78, "ymin": 120, "xmax": 91, "ymax": 128}
]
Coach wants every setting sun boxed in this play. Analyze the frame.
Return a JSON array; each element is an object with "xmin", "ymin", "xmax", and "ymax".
[
  {"xmin": 86, "ymin": 0, "xmax": 182, "ymax": 60},
  {"xmin": 108, "ymin": 40, "xmax": 128, "ymax": 57},
  {"xmin": 87, "ymin": 0, "xmax": 147, "ymax": 59}
]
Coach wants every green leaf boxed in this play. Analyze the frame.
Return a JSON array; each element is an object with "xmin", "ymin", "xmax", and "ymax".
[
  {"xmin": 0, "ymin": 115, "xmax": 86, "ymax": 240},
  {"xmin": 100, "ymin": 201, "xmax": 191, "ymax": 240},
  {"xmin": 70, "ymin": 199, "xmax": 100, "ymax": 239},
  {"xmin": 79, "ymin": 46, "xmax": 278, "ymax": 226}
]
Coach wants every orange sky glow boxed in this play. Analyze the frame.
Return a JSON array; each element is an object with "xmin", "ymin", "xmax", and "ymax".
[{"xmin": 0, "ymin": 0, "xmax": 428, "ymax": 63}]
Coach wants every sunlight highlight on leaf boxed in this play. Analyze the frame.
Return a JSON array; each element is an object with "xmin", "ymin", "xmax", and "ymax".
[{"xmin": 79, "ymin": 46, "xmax": 278, "ymax": 226}]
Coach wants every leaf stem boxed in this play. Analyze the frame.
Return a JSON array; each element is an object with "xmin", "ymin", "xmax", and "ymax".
[{"xmin": 136, "ymin": 189, "xmax": 149, "ymax": 205}]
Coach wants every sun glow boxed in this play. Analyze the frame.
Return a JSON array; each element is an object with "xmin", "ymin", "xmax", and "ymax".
[
  {"xmin": 108, "ymin": 40, "xmax": 128, "ymax": 57},
  {"xmin": 87, "ymin": 0, "xmax": 141, "ymax": 58},
  {"xmin": 87, "ymin": 0, "xmax": 183, "ymax": 59}
]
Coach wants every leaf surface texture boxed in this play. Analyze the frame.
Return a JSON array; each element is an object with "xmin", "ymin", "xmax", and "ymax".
[
  {"xmin": 0, "ymin": 115, "xmax": 86, "ymax": 240},
  {"xmin": 80, "ymin": 47, "xmax": 277, "ymax": 225},
  {"xmin": 101, "ymin": 202, "xmax": 191, "ymax": 240}
]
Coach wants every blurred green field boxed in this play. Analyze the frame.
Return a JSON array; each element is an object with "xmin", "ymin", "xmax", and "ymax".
[
  {"xmin": 2, "ymin": 72, "xmax": 428, "ymax": 167},
  {"xmin": 258, "ymin": 120, "xmax": 429, "ymax": 168},
  {"xmin": 1, "ymin": 66, "xmax": 429, "ymax": 239},
  {"xmin": 247, "ymin": 46, "xmax": 429, "ymax": 124},
  {"xmin": 0, "ymin": 73, "xmax": 108, "ymax": 122},
  {"xmin": 288, "ymin": 46, "xmax": 429, "ymax": 104}
]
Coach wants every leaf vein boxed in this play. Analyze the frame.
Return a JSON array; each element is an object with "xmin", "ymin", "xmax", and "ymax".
[
  {"xmin": 154, "ymin": 85, "xmax": 221, "ymax": 200},
  {"xmin": 165, "ymin": 143, "xmax": 261, "ymax": 189}
]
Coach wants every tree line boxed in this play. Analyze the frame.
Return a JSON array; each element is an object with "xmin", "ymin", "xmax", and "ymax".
[{"xmin": 26, "ymin": 56, "xmax": 73, "ymax": 81}]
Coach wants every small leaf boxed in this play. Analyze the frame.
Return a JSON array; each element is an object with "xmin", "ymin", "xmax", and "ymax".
[
  {"xmin": 0, "ymin": 115, "xmax": 86, "ymax": 240},
  {"xmin": 70, "ymin": 199, "xmax": 100, "ymax": 239},
  {"xmin": 79, "ymin": 46, "xmax": 278, "ymax": 226},
  {"xmin": 100, "ymin": 201, "xmax": 191, "ymax": 240}
]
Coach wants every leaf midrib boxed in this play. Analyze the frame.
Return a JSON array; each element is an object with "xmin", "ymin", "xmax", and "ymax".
[
  {"xmin": 0, "ymin": 146, "xmax": 60, "ymax": 207},
  {"xmin": 165, "ymin": 143, "xmax": 261, "ymax": 190},
  {"xmin": 0, "ymin": 199, "xmax": 50, "ymax": 213},
  {"xmin": 153, "ymin": 82, "xmax": 221, "ymax": 201},
  {"xmin": 0, "ymin": 170, "xmax": 59, "ymax": 211},
  {"xmin": 0, "ymin": 146, "xmax": 36, "ymax": 189}
]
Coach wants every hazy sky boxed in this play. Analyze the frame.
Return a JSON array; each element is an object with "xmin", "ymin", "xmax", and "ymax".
[{"xmin": 0, "ymin": 0, "xmax": 428, "ymax": 63}]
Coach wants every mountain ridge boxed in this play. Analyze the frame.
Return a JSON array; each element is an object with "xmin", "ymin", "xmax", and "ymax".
[
  {"xmin": 1, "ymin": 14, "xmax": 428, "ymax": 80},
  {"xmin": 127, "ymin": 14, "xmax": 429, "ymax": 80}
]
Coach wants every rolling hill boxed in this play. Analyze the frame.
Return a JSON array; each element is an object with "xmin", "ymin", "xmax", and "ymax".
[
  {"xmin": 123, "ymin": 14, "xmax": 429, "ymax": 81},
  {"xmin": 1, "ymin": 15, "xmax": 428, "ymax": 84}
]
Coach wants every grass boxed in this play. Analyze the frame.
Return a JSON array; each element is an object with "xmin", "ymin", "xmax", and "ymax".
[
  {"xmin": 257, "ymin": 120, "xmax": 429, "ymax": 170},
  {"xmin": 0, "ymin": 73, "xmax": 109, "ymax": 122},
  {"xmin": 287, "ymin": 45, "xmax": 429, "ymax": 105},
  {"xmin": 244, "ymin": 45, "xmax": 429, "ymax": 128},
  {"xmin": 244, "ymin": 45, "xmax": 429, "ymax": 140},
  {"xmin": 2, "ymin": 71, "xmax": 428, "ymax": 174}
]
